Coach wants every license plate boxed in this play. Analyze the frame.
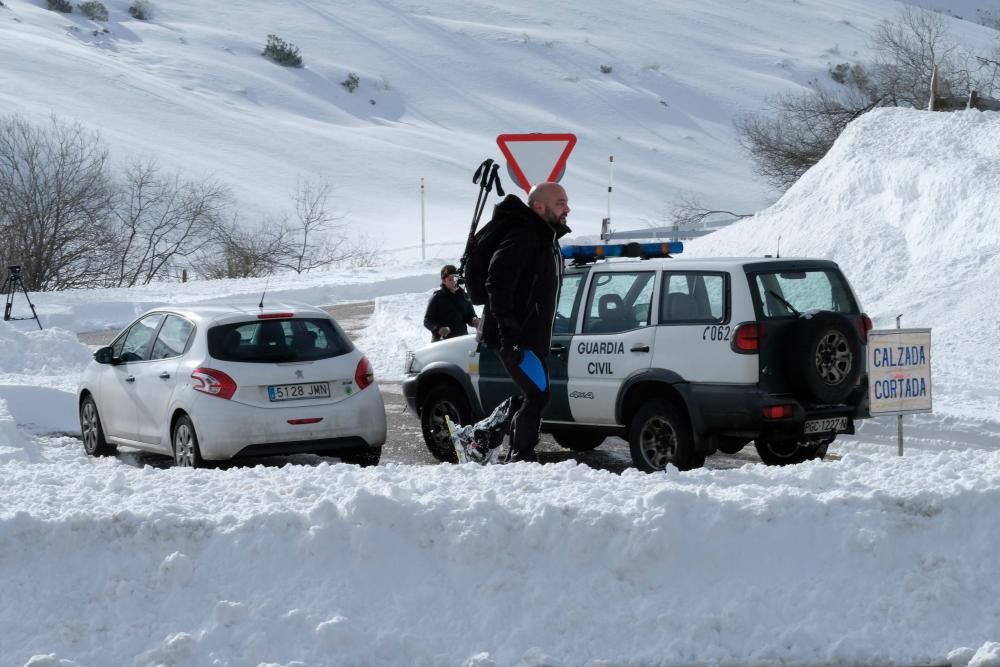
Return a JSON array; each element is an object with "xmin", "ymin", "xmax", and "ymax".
[
  {"xmin": 803, "ymin": 417, "xmax": 848, "ymax": 435},
  {"xmin": 268, "ymin": 382, "xmax": 331, "ymax": 402}
]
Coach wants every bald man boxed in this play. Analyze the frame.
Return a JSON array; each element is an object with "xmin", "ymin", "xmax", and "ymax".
[{"xmin": 479, "ymin": 181, "xmax": 571, "ymax": 463}]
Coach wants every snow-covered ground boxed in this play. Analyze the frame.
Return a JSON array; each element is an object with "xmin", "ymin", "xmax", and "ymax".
[{"xmin": 4, "ymin": 0, "xmax": 1000, "ymax": 664}]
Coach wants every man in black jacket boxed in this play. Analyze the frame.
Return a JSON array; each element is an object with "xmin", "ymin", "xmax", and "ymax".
[
  {"xmin": 423, "ymin": 264, "xmax": 480, "ymax": 342},
  {"xmin": 480, "ymin": 181, "xmax": 570, "ymax": 463}
]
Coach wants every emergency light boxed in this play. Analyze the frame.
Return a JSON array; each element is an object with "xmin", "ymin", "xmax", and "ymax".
[{"xmin": 561, "ymin": 241, "xmax": 683, "ymax": 264}]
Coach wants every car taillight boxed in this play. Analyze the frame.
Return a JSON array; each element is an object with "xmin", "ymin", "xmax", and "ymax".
[
  {"xmin": 258, "ymin": 312, "xmax": 294, "ymax": 319},
  {"xmin": 732, "ymin": 323, "xmax": 766, "ymax": 353},
  {"xmin": 191, "ymin": 367, "xmax": 237, "ymax": 400},
  {"xmin": 858, "ymin": 314, "xmax": 873, "ymax": 342},
  {"xmin": 762, "ymin": 404, "xmax": 795, "ymax": 419},
  {"xmin": 355, "ymin": 356, "xmax": 374, "ymax": 390}
]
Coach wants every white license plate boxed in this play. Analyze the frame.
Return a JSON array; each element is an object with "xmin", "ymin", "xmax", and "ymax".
[
  {"xmin": 268, "ymin": 382, "xmax": 331, "ymax": 402},
  {"xmin": 803, "ymin": 417, "xmax": 848, "ymax": 435}
]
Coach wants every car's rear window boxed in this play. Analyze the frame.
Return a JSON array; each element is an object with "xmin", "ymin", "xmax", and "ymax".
[
  {"xmin": 208, "ymin": 318, "xmax": 353, "ymax": 363},
  {"xmin": 751, "ymin": 269, "xmax": 858, "ymax": 319}
]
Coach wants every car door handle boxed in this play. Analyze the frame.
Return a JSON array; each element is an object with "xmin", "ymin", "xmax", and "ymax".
[
  {"xmin": 631, "ymin": 343, "xmax": 650, "ymax": 353},
  {"xmin": 550, "ymin": 344, "xmax": 566, "ymax": 355},
  {"xmin": 125, "ymin": 375, "xmax": 136, "ymax": 383},
  {"xmin": 158, "ymin": 371, "xmax": 171, "ymax": 379}
]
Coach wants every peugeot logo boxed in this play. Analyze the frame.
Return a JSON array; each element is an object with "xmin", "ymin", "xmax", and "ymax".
[{"xmin": 295, "ymin": 370, "xmax": 304, "ymax": 379}]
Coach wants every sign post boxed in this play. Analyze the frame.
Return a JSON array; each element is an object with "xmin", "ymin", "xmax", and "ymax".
[
  {"xmin": 496, "ymin": 133, "xmax": 577, "ymax": 193},
  {"xmin": 866, "ymin": 324, "xmax": 933, "ymax": 455}
]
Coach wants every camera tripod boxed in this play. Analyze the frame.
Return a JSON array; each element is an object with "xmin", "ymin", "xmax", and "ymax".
[{"xmin": 2, "ymin": 266, "xmax": 42, "ymax": 330}]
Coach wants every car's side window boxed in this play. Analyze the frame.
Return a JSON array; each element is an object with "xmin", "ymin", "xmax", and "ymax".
[
  {"xmin": 660, "ymin": 272, "xmax": 726, "ymax": 324},
  {"xmin": 553, "ymin": 272, "xmax": 587, "ymax": 335},
  {"xmin": 118, "ymin": 314, "xmax": 164, "ymax": 363},
  {"xmin": 582, "ymin": 271, "xmax": 655, "ymax": 335},
  {"xmin": 150, "ymin": 315, "xmax": 195, "ymax": 360}
]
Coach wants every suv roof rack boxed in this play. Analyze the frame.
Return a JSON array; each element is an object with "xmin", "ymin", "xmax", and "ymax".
[{"xmin": 562, "ymin": 241, "xmax": 683, "ymax": 265}]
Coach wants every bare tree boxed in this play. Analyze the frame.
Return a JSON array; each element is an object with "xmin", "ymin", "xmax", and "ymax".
[
  {"xmin": 667, "ymin": 193, "xmax": 752, "ymax": 229},
  {"xmin": 197, "ymin": 213, "xmax": 290, "ymax": 279},
  {"xmin": 276, "ymin": 178, "xmax": 348, "ymax": 274},
  {"xmin": 736, "ymin": 6, "xmax": 984, "ymax": 192},
  {"xmin": 870, "ymin": 5, "xmax": 959, "ymax": 108},
  {"xmin": 736, "ymin": 80, "xmax": 881, "ymax": 191},
  {"xmin": 0, "ymin": 114, "xmax": 114, "ymax": 291},
  {"xmin": 110, "ymin": 160, "xmax": 230, "ymax": 286}
]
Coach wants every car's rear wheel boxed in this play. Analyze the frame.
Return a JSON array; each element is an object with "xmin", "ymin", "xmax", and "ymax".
[
  {"xmin": 786, "ymin": 312, "xmax": 862, "ymax": 404},
  {"xmin": 172, "ymin": 414, "xmax": 204, "ymax": 468},
  {"xmin": 628, "ymin": 399, "xmax": 704, "ymax": 472},
  {"xmin": 754, "ymin": 438, "xmax": 830, "ymax": 466},
  {"xmin": 551, "ymin": 430, "xmax": 604, "ymax": 451},
  {"xmin": 420, "ymin": 384, "xmax": 471, "ymax": 463},
  {"xmin": 338, "ymin": 446, "xmax": 382, "ymax": 467},
  {"xmin": 80, "ymin": 395, "xmax": 116, "ymax": 457}
]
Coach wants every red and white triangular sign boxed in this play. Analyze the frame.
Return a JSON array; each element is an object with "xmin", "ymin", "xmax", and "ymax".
[{"xmin": 496, "ymin": 133, "xmax": 577, "ymax": 193}]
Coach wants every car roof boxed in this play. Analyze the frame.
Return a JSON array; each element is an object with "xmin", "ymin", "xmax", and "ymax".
[{"xmin": 137, "ymin": 301, "xmax": 331, "ymax": 326}]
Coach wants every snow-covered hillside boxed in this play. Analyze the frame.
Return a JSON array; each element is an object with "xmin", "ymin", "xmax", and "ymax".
[{"xmin": 2, "ymin": 0, "xmax": 996, "ymax": 254}]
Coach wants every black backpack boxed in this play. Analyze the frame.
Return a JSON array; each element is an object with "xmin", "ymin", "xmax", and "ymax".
[{"xmin": 460, "ymin": 209, "xmax": 515, "ymax": 306}]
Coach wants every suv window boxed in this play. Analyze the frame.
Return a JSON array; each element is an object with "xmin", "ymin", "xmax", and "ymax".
[
  {"xmin": 150, "ymin": 315, "xmax": 195, "ymax": 360},
  {"xmin": 114, "ymin": 313, "xmax": 164, "ymax": 363},
  {"xmin": 752, "ymin": 269, "xmax": 856, "ymax": 319},
  {"xmin": 660, "ymin": 272, "xmax": 726, "ymax": 324},
  {"xmin": 554, "ymin": 272, "xmax": 587, "ymax": 335},
  {"xmin": 583, "ymin": 271, "xmax": 654, "ymax": 334},
  {"xmin": 207, "ymin": 318, "xmax": 352, "ymax": 363}
]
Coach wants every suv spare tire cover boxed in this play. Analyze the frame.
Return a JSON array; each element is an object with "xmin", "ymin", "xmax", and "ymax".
[{"xmin": 785, "ymin": 311, "xmax": 862, "ymax": 404}]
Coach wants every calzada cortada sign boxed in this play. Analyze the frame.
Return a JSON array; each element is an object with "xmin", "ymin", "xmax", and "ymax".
[{"xmin": 867, "ymin": 328, "xmax": 933, "ymax": 415}]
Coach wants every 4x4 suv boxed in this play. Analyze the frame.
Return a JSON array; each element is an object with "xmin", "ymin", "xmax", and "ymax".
[{"xmin": 402, "ymin": 243, "xmax": 872, "ymax": 471}]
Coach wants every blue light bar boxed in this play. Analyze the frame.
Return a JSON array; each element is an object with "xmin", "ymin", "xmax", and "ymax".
[{"xmin": 561, "ymin": 241, "xmax": 683, "ymax": 263}]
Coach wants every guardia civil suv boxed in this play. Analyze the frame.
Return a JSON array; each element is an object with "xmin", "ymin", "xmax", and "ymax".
[{"xmin": 402, "ymin": 243, "xmax": 872, "ymax": 472}]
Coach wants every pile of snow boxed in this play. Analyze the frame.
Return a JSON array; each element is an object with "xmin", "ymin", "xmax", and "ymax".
[
  {"xmin": 0, "ymin": 325, "xmax": 92, "ymax": 376},
  {"xmin": 2, "ymin": 449, "xmax": 1000, "ymax": 667}
]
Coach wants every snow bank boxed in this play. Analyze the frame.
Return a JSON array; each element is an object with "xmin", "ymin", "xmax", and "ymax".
[{"xmin": 2, "ymin": 450, "xmax": 1000, "ymax": 667}]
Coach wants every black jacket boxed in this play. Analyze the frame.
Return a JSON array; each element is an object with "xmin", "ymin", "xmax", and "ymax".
[
  {"xmin": 480, "ymin": 195, "xmax": 568, "ymax": 355},
  {"xmin": 424, "ymin": 285, "xmax": 478, "ymax": 342}
]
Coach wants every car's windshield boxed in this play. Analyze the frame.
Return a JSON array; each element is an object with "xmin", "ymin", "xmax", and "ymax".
[
  {"xmin": 208, "ymin": 318, "xmax": 353, "ymax": 363},
  {"xmin": 751, "ymin": 269, "xmax": 856, "ymax": 319}
]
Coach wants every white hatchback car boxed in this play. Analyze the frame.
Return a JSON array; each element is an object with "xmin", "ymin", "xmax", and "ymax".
[{"xmin": 78, "ymin": 302, "xmax": 386, "ymax": 467}]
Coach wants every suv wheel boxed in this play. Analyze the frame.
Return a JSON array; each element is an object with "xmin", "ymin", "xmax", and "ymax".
[
  {"xmin": 755, "ymin": 438, "xmax": 830, "ymax": 466},
  {"xmin": 628, "ymin": 399, "xmax": 704, "ymax": 472},
  {"xmin": 421, "ymin": 384, "xmax": 471, "ymax": 463},
  {"xmin": 786, "ymin": 312, "xmax": 862, "ymax": 403},
  {"xmin": 551, "ymin": 431, "xmax": 604, "ymax": 452}
]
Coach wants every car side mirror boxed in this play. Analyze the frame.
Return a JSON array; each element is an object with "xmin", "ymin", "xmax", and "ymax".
[{"xmin": 94, "ymin": 346, "xmax": 114, "ymax": 364}]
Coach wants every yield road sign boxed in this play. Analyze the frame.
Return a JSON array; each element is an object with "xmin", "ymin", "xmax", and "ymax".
[{"xmin": 496, "ymin": 133, "xmax": 577, "ymax": 193}]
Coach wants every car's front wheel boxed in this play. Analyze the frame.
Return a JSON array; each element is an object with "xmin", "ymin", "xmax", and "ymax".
[
  {"xmin": 80, "ymin": 395, "xmax": 116, "ymax": 457},
  {"xmin": 628, "ymin": 399, "xmax": 704, "ymax": 472},
  {"xmin": 551, "ymin": 431, "xmax": 604, "ymax": 452},
  {"xmin": 420, "ymin": 384, "xmax": 471, "ymax": 463},
  {"xmin": 754, "ymin": 438, "xmax": 829, "ymax": 466},
  {"xmin": 172, "ymin": 414, "xmax": 204, "ymax": 468}
]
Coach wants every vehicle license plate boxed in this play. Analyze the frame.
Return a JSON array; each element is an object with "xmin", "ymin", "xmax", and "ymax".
[
  {"xmin": 803, "ymin": 417, "xmax": 848, "ymax": 435},
  {"xmin": 268, "ymin": 382, "xmax": 331, "ymax": 402}
]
